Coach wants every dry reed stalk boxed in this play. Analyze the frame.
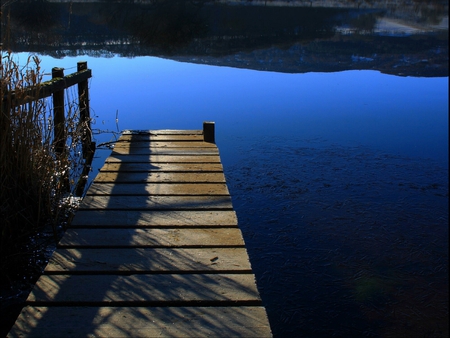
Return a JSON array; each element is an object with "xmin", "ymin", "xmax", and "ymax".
[{"xmin": 1, "ymin": 51, "xmax": 89, "ymax": 285}]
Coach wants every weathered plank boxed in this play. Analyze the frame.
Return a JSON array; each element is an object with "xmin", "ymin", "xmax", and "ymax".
[
  {"xmin": 99, "ymin": 162, "xmax": 224, "ymax": 172},
  {"xmin": 112, "ymin": 147, "xmax": 219, "ymax": 155},
  {"xmin": 86, "ymin": 183, "xmax": 230, "ymax": 196},
  {"xmin": 9, "ymin": 306, "xmax": 272, "ymax": 338},
  {"xmin": 27, "ymin": 274, "xmax": 261, "ymax": 303},
  {"xmin": 118, "ymin": 133, "xmax": 204, "ymax": 141},
  {"xmin": 94, "ymin": 172, "xmax": 226, "ymax": 183},
  {"xmin": 105, "ymin": 154, "xmax": 222, "ymax": 163},
  {"xmin": 70, "ymin": 210, "xmax": 238, "ymax": 227},
  {"xmin": 45, "ymin": 248, "xmax": 252, "ymax": 272},
  {"xmin": 79, "ymin": 195, "xmax": 233, "ymax": 210},
  {"xmin": 122, "ymin": 129, "xmax": 203, "ymax": 135},
  {"xmin": 114, "ymin": 141, "xmax": 217, "ymax": 148},
  {"xmin": 58, "ymin": 228, "xmax": 245, "ymax": 248}
]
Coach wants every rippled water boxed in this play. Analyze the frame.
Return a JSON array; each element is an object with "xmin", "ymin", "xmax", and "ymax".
[
  {"xmin": 5, "ymin": 51, "xmax": 448, "ymax": 337},
  {"xmin": 224, "ymin": 136, "xmax": 448, "ymax": 337},
  {"xmin": 3, "ymin": 1, "xmax": 449, "ymax": 335},
  {"xmin": 89, "ymin": 57, "xmax": 446, "ymax": 337}
]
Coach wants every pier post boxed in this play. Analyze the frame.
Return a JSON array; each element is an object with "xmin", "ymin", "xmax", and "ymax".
[
  {"xmin": 203, "ymin": 121, "xmax": 215, "ymax": 143},
  {"xmin": 52, "ymin": 67, "xmax": 65, "ymax": 154},
  {"xmin": 75, "ymin": 61, "xmax": 95, "ymax": 196},
  {"xmin": 77, "ymin": 61, "xmax": 92, "ymax": 158}
]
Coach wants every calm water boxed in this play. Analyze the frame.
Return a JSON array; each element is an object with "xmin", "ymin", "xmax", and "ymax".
[
  {"xmin": 30, "ymin": 53, "xmax": 448, "ymax": 338},
  {"xmin": 5, "ymin": 1, "xmax": 449, "ymax": 337},
  {"xmin": 33, "ymin": 55, "xmax": 448, "ymax": 163}
]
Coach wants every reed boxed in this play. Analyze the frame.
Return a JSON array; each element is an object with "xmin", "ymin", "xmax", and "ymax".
[{"xmin": 0, "ymin": 50, "xmax": 87, "ymax": 285}]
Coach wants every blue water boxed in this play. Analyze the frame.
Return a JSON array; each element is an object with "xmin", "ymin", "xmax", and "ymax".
[
  {"xmin": 21, "ymin": 53, "xmax": 449, "ymax": 337},
  {"xmin": 32, "ymin": 55, "xmax": 448, "ymax": 166}
]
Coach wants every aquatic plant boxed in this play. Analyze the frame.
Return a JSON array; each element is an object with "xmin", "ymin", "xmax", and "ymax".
[{"xmin": 0, "ymin": 50, "xmax": 88, "ymax": 286}]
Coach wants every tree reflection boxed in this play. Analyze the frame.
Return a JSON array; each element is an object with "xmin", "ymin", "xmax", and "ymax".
[
  {"xmin": 7, "ymin": 0, "xmax": 60, "ymax": 31},
  {"xmin": 112, "ymin": 1, "xmax": 209, "ymax": 54},
  {"xmin": 349, "ymin": 11, "xmax": 382, "ymax": 34},
  {"xmin": 1, "ymin": 0, "xmax": 448, "ymax": 76}
]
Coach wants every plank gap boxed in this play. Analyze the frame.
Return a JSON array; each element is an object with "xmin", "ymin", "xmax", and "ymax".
[
  {"xmin": 68, "ymin": 225, "xmax": 239, "ymax": 229},
  {"xmin": 43, "ymin": 270, "xmax": 254, "ymax": 276},
  {"xmin": 57, "ymin": 245, "xmax": 248, "ymax": 249},
  {"xmin": 26, "ymin": 300, "xmax": 264, "ymax": 307}
]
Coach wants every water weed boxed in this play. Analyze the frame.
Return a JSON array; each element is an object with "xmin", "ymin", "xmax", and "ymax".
[{"xmin": 1, "ymin": 50, "xmax": 91, "ymax": 286}]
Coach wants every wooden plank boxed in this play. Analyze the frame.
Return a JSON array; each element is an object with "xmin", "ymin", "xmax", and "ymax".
[
  {"xmin": 58, "ymin": 228, "xmax": 245, "ymax": 248},
  {"xmin": 112, "ymin": 147, "xmax": 218, "ymax": 155},
  {"xmin": 118, "ymin": 134, "xmax": 205, "ymax": 141},
  {"xmin": 9, "ymin": 306, "xmax": 272, "ymax": 338},
  {"xmin": 94, "ymin": 172, "xmax": 226, "ymax": 183},
  {"xmin": 122, "ymin": 130, "xmax": 203, "ymax": 135},
  {"xmin": 105, "ymin": 154, "xmax": 222, "ymax": 163},
  {"xmin": 86, "ymin": 183, "xmax": 230, "ymax": 196},
  {"xmin": 99, "ymin": 162, "xmax": 224, "ymax": 172},
  {"xmin": 26, "ymin": 274, "xmax": 261, "ymax": 303},
  {"xmin": 78, "ymin": 195, "xmax": 233, "ymax": 210},
  {"xmin": 45, "ymin": 248, "xmax": 252, "ymax": 273},
  {"xmin": 114, "ymin": 141, "xmax": 217, "ymax": 148},
  {"xmin": 70, "ymin": 210, "xmax": 238, "ymax": 227}
]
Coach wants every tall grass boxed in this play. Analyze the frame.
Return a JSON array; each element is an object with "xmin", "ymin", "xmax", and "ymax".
[{"xmin": 0, "ymin": 50, "xmax": 89, "ymax": 285}]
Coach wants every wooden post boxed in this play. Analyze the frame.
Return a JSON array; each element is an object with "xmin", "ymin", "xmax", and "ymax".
[
  {"xmin": 75, "ymin": 61, "xmax": 95, "ymax": 196},
  {"xmin": 52, "ymin": 67, "xmax": 65, "ymax": 154},
  {"xmin": 52, "ymin": 67, "xmax": 70, "ymax": 191},
  {"xmin": 75, "ymin": 141, "xmax": 96, "ymax": 197},
  {"xmin": 77, "ymin": 61, "xmax": 92, "ymax": 159},
  {"xmin": 203, "ymin": 121, "xmax": 215, "ymax": 143}
]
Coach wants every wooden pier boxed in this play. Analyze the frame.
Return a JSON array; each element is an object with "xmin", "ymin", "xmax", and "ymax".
[{"xmin": 8, "ymin": 123, "xmax": 272, "ymax": 337}]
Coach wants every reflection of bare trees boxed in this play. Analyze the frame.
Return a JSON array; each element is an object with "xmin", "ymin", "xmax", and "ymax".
[
  {"xmin": 4, "ymin": 1, "xmax": 447, "ymax": 54},
  {"xmin": 88, "ymin": 1, "xmax": 209, "ymax": 54},
  {"xmin": 2, "ymin": 0, "xmax": 63, "ymax": 50},
  {"xmin": 349, "ymin": 11, "xmax": 381, "ymax": 33},
  {"xmin": 415, "ymin": 5, "xmax": 446, "ymax": 25},
  {"xmin": 125, "ymin": 1, "xmax": 209, "ymax": 54},
  {"xmin": 3, "ymin": 1, "xmax": 210, "ymax": 54},
  {"xmin": 2, "ymin": 1, "xmax": 447, "ymax": 75},
  {"xmin": 7, "ymin": 0, "xmax": 60, "ymax": 31}
]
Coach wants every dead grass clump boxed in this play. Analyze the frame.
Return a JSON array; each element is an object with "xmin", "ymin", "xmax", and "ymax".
[{"xmin": 1, "ymin": 51, "xmax": 88, "ymax": 285}]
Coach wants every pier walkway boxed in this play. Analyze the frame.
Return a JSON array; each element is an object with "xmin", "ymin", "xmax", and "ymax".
[{"xmin": 8, "ymin": 124, "xmax": 272, "ymax": 337}]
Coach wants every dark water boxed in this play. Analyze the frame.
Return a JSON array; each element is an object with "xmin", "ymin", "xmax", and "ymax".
[
  {"xmin": 226, "ymin": 138, "xmax": 448, "ymax": 337},
  {"xmin": 2, "ymin": 1, "xmax": 449, "ymax": 337}
]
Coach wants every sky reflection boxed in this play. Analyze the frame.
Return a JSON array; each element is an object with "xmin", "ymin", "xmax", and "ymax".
[
  {"xmin": 31, "ymin": 54, "xmax": 448, "ymax": 167},
  {"xmin": 11, "ymin": 51, "xmax": 448, "ymax": 337}
]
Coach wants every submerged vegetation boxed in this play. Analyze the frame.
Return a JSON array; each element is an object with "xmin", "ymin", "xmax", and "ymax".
[{"xmin": 0, "ymin": 50, "xmax": 91, "ymax": 288}]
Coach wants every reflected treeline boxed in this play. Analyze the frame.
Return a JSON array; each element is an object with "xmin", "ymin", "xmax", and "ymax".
[
  {"xmin": 1, "ymin": 0, "xmax": 448, "ymax": 76},
  {"xmin": 88, "ymin": 1, "xmax": 209, "ymax": 53}
]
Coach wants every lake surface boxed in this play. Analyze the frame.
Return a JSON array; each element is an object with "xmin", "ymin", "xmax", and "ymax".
[{"xmin": 3, "ymin": 1, "xmax": 449, "ymax": 337}]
